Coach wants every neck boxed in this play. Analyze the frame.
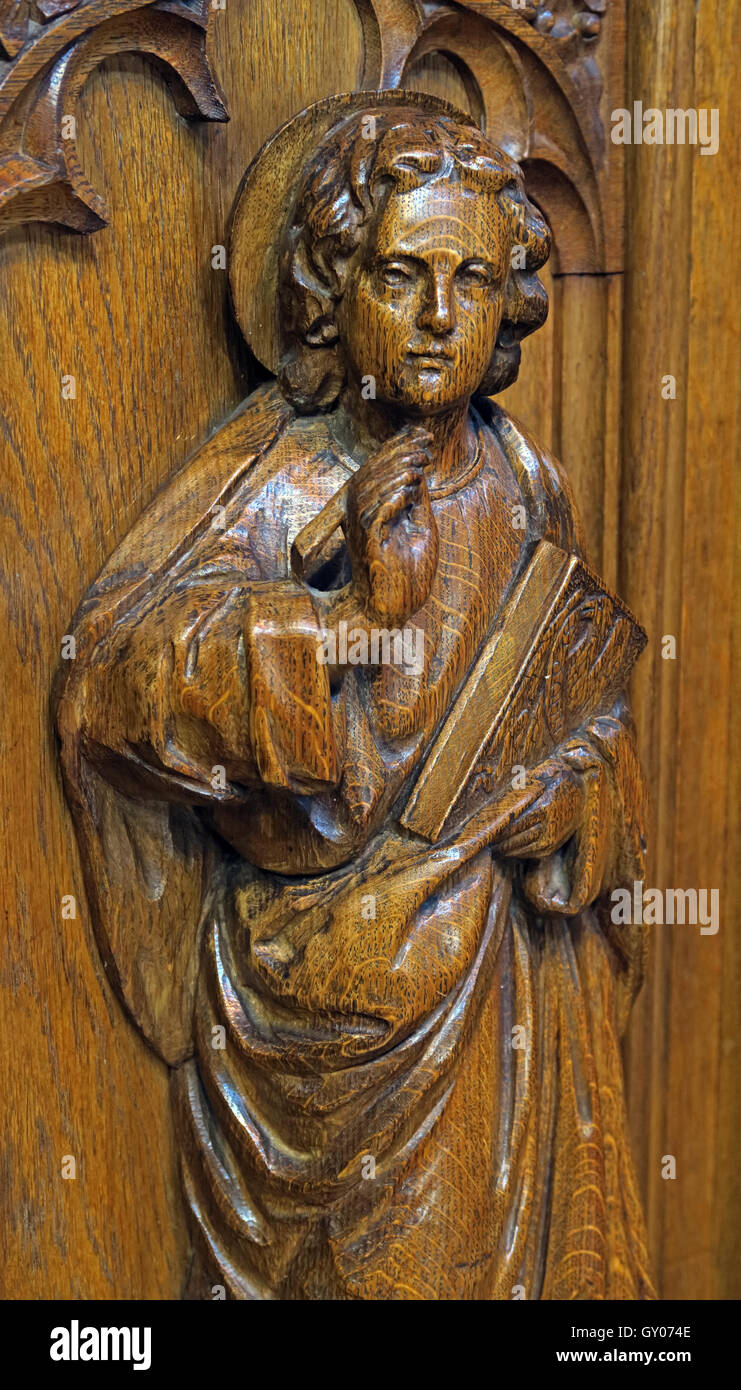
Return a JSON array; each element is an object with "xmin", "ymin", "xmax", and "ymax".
[{"xmin": 335, "ymin": 380, "xmax": 477, "ymax": 492}]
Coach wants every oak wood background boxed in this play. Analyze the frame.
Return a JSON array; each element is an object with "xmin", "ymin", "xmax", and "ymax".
[{"xmin": 1, "ymin": 0, "xmax": 738, "ymax": 1298}]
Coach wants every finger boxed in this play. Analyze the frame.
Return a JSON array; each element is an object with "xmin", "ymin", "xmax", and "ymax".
[
  {"xmin": 500, "ymin": 801, "xmax": 546, "ymax": 834},
  {"xmin": 489, "ymin": 785, "xmax": 544, "ymax": 828},
  {"xmin": 404, "ymin": 482, "xmax": 435, "ymax": 524},
  {"xmin": 378, "ymin": 458, "xmax": 426, "ymax": 486},
  {"xmin": 375, "ymin": 451, "xmax": 429, "ymax": 483},
  {"xmin": 355, "ymin": 459, "xmax": 425, "ymax": 511},
  {"xmin": 491, "ymin": 796, "xmax": 547, "ymax": 849},
  {"xmin": 496, "ymin": 801, "xmax": 580, "ymax": 858},
  {"xmin": 357, "ymin": 477, "xmax": 422, "ymax": 529},
  {"xmin": 390, "ymin": 425, "xmax": 434, "ymax": 451},
  {"xmin": 372, "ymin": 485, "xmax": 422, "ymax": 530},
  {"xmin": 495, "ymin": 824, "xmax": 549, "ymax": 858},
  {"xmin": 373, "ymin": 439, "xmax": 432, "ymax": 474},
  {"xmin": 358, "ymin": 474, "xmax": 423, "ymax": 529},
  {"xmin": 402, "ymin": 502, "xmax": 437, "ymax": 541}
]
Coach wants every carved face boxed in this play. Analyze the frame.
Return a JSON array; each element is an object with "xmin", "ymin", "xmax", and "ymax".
[{"xmin": 336, "ymin": 179, "xmax": 511, "ymax": 415}]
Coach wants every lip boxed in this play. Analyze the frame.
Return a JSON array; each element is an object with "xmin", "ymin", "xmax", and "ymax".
[{"xmin": 407, "ymin": 350, "xmax": 454, "ymax": 366}]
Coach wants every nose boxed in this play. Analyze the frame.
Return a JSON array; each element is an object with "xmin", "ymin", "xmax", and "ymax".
[{"xmin": 418, "ymin": 271, "xmax": 455, "ymax": 334}]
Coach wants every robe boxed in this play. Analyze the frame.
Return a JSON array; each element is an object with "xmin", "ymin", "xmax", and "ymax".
[{"xmin": 56, "ymin": 380, "xmax": 655, "ymax": 1300}]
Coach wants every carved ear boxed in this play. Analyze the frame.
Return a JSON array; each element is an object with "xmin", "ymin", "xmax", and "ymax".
[
  {"xmin": 477, "ymin": 296, "xmax": 546, "ymax": 397},
  {"xmin": 304, "ymin": 316, "xmax": 341, "ymax": 348},
  {"xmin": 479, "ymin": 265, "xmax": 549, "ymax": 397},
  {"xmin": 477, "ymin": 175, "xmax": 551, "ymax": 398}
]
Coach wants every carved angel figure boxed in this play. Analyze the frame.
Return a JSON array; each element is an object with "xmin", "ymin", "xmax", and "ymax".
[{"xmin": 56, "ymin": 93, "xmax": 654, "ymax": 1300}]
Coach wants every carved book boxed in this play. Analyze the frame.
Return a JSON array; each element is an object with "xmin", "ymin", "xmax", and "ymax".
[{"xmin": 402, "ymin": 539, "xmax": 647, "ymax": 842}]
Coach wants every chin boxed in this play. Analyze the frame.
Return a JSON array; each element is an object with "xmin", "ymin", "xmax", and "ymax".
[
  {"xmin": 392, "ymin": 393, "xmax": 468, "ymax": 418},
  {"xmin": 385, "ymin": 376, "xmax": 473, "ymax": 416}
]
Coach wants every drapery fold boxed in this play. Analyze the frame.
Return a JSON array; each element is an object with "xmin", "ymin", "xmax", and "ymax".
[{"xmin": 55, "ymin": 383, "xmax": 654, "ymax": 1296}]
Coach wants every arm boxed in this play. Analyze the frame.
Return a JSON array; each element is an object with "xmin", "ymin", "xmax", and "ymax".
[
  {"xmin": 494, "ymin": 693, "xmax": 647, "ymax": 919},
  {"xmin": 69, "ymin": 561, "xmax": 343, "ymax": 805},
  {"xmin": 65, "ymin": 424, "xmax": 439, "ymax": 808},
  {"xmin": 487, "ymin": 405, "xmax": 649, "ymax": 994}
]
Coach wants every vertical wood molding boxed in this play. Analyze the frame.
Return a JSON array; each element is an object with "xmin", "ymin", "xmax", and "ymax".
[
  {"xmin": 676, "ymin": 0, "xmax": 739, "ymax": 1301},
  {"xmin": 622, "ymin": 0, "xmax": 740, "ymax": 1300}
]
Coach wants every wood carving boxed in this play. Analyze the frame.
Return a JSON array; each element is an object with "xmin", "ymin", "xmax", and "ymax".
[
  {"xmin": 0, "ymin": 0, "xmax": 226, "ymax": 232},
  {"xmin": 344, "ymin": 1, "xmax": 622, "ymax": 272},
  {"xmin": 55, "ymin": 89, "xmax": 654, "ymax": 1300},
  {"xmin": 2, "ymin": 0, "xmax": 621, "ymax": 271}
]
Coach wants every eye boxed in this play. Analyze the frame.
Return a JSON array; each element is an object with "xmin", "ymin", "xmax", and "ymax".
[
  {"xmin": 457, "ymin": 261, "xmax": 492, "ymax": 288},
  {"xmin": 378, "ymin": 260, "xmax": 413, "ymax": 288}
]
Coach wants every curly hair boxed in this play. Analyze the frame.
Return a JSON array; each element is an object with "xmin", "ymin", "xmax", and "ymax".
[{"xmin": 277, "ymin": 107, "xmax": 551, "ymax": 413}]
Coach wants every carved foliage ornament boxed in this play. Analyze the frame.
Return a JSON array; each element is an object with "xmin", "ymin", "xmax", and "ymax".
[
  {"xmin": 1, "ymin": 2, "xmax": 85, "ymax": 63},
  {"xmin": 500, "ymin": 1, "xmax": 607, "ymax": 43}
]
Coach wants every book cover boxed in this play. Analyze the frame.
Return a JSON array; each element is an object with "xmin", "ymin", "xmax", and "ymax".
[{"xmin": 401, "ymin": 540, "xmax": 647, "ymax": 843}]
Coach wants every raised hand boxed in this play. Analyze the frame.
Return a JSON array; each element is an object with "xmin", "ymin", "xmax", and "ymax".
[{"xmin": 345, "ymin": 425, "xmax": 439, "ymax": 626}]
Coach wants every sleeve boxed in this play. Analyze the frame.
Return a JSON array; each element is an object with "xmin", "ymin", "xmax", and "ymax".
[
  {"xmin": 52, "ymin": 382, "xmax": 346, "ymax": 1065},
  {"xmin": 57, "ymin": 549, "xmax": 343, "ymax": 1068},
  {"xmin": 519, "ymin": 696, "xmax": 647, "ymax": 915},
  {"xmin": 72, "ymin": 564, "xmax": 342, "ymax": 805}
]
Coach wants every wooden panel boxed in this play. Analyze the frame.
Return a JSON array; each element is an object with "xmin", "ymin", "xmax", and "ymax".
[
  {"xmin": 503, "ymin": 270, "xmax": 622, "ymax": 587},
  {"xmin": 0, "ymin": 0, "xmax": 365, "ymax": 1300},
  {"xmin": 622, "ymin": 0, "xmax": 741, "ymax": 1300},
  {"xmin": 667, "ymin": 0, "xmax": 739, "ymax": 1299},
  {"xmin": 1, "ymin": 0, "xmax": 737, "ymax": 1301},
  {"xmin": 500, "ymin": 261, "xmax": 555, "ymax": 460}
]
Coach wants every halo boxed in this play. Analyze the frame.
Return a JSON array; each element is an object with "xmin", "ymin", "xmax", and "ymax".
[{"xmin": 228, "ymin": 89, "xmax": 476, "ymax": 374}]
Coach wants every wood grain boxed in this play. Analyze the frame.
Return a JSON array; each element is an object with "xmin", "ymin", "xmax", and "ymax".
[
  {"xmin": 622, "ymin": 0, "xmax": 741, "ymax": 1300},
  {"xmin": 52, "ymin": 95, "xmax": 654, "ymax": 1299},
  {"xmin": 1, "ymin": 0, "xmax": 738, "ymax": 1301},
  {"xmin": 0, "ymin": 0, "xmax": 365, "ymax": 1301}
]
